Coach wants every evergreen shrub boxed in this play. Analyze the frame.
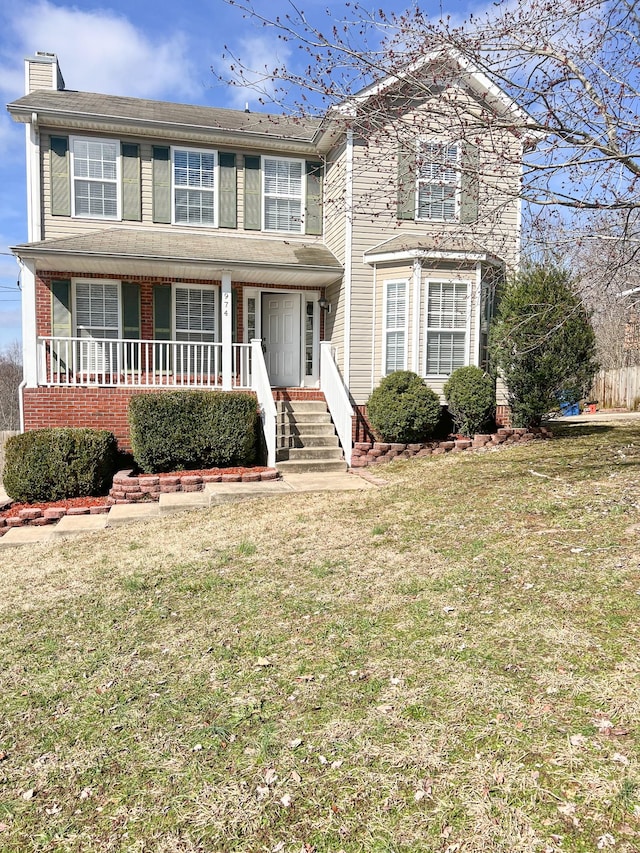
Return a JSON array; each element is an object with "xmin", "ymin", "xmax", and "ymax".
[
  {"xmin": 444, "ymin": 366, "xmax": 495, "ymax": 437},
  {"xmin": 3, "ymin": 428, "xmax": 118, "ymax": 503},
  {"xmin": 128, "ymin": 390, "xmax": 259, "ymax": 473},
  {"xmin": 366, "ymin": 371, "xmax": 441, "ymax": 443}
]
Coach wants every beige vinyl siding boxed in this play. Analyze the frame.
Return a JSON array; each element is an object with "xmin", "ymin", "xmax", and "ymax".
[
  {"xmin": 40, "ymin": 131, "xmax": 307, "ymax": 241},
  {"xmin": 28, "ymin": 63, "xmax": 54, "ymax": 93},
  {"xmin": 321, "ymin": 142, "xmax": 348, "ymax": 371}
]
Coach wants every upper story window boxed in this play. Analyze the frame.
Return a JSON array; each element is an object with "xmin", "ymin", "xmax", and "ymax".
[
  {"xmin": 70, "ymin": 137, "xmax": 120, "ymax": 219},
  {"xmin": 173, "ymin": 148, "xmax": 217, "ymax": 226},
  {"xmin": 263, "ymin": 157, "xmax": 303, "ymax": 233},
  {"xmin": 417, "ymin": 141, "xmax": 459, "ymax": 221}
]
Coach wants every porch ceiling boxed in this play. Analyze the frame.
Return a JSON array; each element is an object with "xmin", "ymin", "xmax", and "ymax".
[{"xmin": 12, "ymin": 228, "xmax": 343, "ymax": 287}]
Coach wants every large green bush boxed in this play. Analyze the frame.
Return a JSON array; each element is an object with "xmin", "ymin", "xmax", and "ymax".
[
  {"xmin": 128, "ymin": 390, "xmax": 259, "ymax": 473},
  {"xmin": 367, "ymin": 371, "xmax": 441, "ymax": 443},
  {"xmin": 3, "ymin": 428, "xmax": 118, "ymax": 503},
  {"xmin": 489, "ymin": 264, "xmax": 598, "ymax": 427},
  {"xmin": 444, "ymin": 366, "xmax": 495, "ymax": 437}
]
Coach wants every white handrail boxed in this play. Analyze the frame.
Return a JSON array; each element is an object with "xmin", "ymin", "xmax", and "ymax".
[
  {"xmin": 37, "ymin": 336, "xmax": 252, "ymax": 389},
  {"xmin": 250, "ymin": 338, "xmax": 277, "ymax": 468},
  {"xmin": 320, "ymin": 341, "xmax": 354, "ymax": 466}
]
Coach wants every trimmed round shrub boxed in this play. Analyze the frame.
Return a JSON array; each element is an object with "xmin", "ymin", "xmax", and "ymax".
[
  {"xmin": 367, "ymin": 371, "xmax": 441, "ymax": 443},
  {"xmin": 444, "ymin": 366, "xmax": 495, "ymax": 437},
  {"xmin": 3, "ymin": 428, "xmax": 118, "ymax": 503}
]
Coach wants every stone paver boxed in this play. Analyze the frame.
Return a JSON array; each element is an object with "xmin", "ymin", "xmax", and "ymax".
[
  {"xmin": 0, "ymin": 471, "xmax": 379, "ymax": 548},
  {"xmin": 106, "ymin": 503, "xmax": 160, "ymax": 527},
  {"xmin": 50, "ymin": 514, "xmax": 109, "ymax": 537}
]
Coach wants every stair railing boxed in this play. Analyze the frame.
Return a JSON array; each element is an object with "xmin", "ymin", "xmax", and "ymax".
[
  {"xmin": 320, "ymin": 342, "xmax": 354, "ymax": 466},
  {"xmin": 250, "ymin": 339, "xmax": 277, "ymax": 468}
]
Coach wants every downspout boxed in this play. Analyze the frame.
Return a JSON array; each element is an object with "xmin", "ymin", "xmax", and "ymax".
[
  {"xmin": 18, "ymin": 381, "xmax": 26, "ymax": 433},
  {"xmin": 370, "ymin": 263, "xmax": 377, "ymax": 391},
  {"xmin": 412, "ymin": 259, "xmax": 421, "ymax": 373},
  {"xmin": 343, "ymin": 130, "xmax": 354, "ymax": 386}
]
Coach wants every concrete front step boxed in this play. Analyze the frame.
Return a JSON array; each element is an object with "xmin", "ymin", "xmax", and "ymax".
[
  {"xmin": 276, "ymin": 458, "xmax": 348, "ymax": 474},
  {"xmin": 278, "ymin": 411, "xmax": 333, "ymax": 425},
  {"xmin": 277, "ymin": 400, "xmax": 329, "ymax": 414},
  {"xmin": 279, "ymin": 421, "xmax": 336, "ymax": 436},
  {"xmin": 277, "ymin": 446, "xmax": 344, "ymax": 461},
  {"xmin": 278, "ymin": 434, "xmax": 340, "ymax": 449}
]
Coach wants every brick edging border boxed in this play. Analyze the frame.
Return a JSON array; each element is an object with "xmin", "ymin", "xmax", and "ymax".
[
  {"xmin": 107, "ymin": 468, "xmax": 280, "ymax": 503},
  {"xmin": 0, "ymin": 467, "xmax": 281, "ymax": 535},
  {"xmin": 350, "ymin": 427, "xmax": 552, "ymax": 467}
]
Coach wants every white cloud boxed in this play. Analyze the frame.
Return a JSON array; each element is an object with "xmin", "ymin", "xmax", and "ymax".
[
  {"xmin": 214, "ymin": 34, "xmax": 293, "ymax": 110},
  {"xmin": 0, "ymin": 1, "xmax": 201, "ymax": 101}
]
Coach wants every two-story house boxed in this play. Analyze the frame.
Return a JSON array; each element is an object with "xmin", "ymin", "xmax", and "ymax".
[{"xmin": 7, "ymin": 51, "xmax": 529, "ymax": 469}]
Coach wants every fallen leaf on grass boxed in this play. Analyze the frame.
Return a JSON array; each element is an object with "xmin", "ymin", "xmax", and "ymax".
[
  {"xmin": 21, "ymin": 789, "xmax": 35, "ymax": 801},
  {"xmin": 288, "ymin": 738, "xmax": 303, "ymax": 749},
  {"xmin": 612, "ymin": 752, "xmax": 629, "ymax": 765},
  {"xmin": 264, "ymin": 768, "xmax": 278, "ymax": 785},
  {"xmin": 256, "ymin": 657, "xmax": 272, "ymax": 667},
  {"xmin": 597, "ymin": 834, "xmax": 616, "ymax": 849},
  {"xmin": 280, "ymin": 793, "xmax": 292, "ymax": 807}
]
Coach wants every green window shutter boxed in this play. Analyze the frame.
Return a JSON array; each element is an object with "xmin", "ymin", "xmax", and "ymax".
[
  {"xmin": 152, "ymin": 146, "xmax": 171, "ymax": 224},
  {"xmin": 219, "ymin": 152, "xmax": 237, "ymax": 228},
  {"xmin": 153, "ymin": 285, "xmax": 172, "ymax": 340},
  {"xmin": 397, "ymin": 145, "xmax": 415, "ymax": 221},
  {"xmin": 50, "ymin": 136, "xmax": 70, "ymax": 217},
  {"xmin": 459, "ymin": 141, "xmax": 479, "ymax": 224},
  {"xmin": 121, "ymin": 143, "xmax": 141, "ymax": 221},
  {"xmin": 121, "ymin": 282, "xmax": 141, "ymax": 339},
  {"xmin": 51, "ymin": 279, "xmax": 72, "ymax": 337},
  {"xmin": 305, "ymin": 161, "xmax": 324, "ymax": 235},
  {"xmin": 244, "ymin": 155, "xmax": 261, "ymax": 230}
]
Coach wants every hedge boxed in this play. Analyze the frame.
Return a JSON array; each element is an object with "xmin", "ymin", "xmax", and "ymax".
[
  {"xmin": 444, "ymin": 366, "xmax": 496, "ymax": 437},
  {"xmin": 128, "ymin": 390, "xmax": 259, "ymax": 473},
  {"xmin": 3, "ymin": 428, "xmax": 118, "ymax": 503}
]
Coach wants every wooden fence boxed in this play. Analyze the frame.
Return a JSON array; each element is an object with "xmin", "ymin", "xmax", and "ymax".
[{"xmin": 591, "ymin": 368, "xmax": 640, "ymax": 410}]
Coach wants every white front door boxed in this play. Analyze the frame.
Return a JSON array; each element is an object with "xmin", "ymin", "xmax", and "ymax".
[{"xmin": 262, "ymin": 292, "xmax": 301, "ymax": 386}]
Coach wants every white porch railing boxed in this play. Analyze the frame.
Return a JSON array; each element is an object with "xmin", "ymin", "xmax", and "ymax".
[
  {"xmin": 37, "ymin": 336, "xmax": 252, "ymax": 390},
  {"xmin": 320, "ymin": 341, "xmax": 354, "ymax": 466},
  {"xmin": 250, "ymin": 338, "xmax": 277, "ymax": 468}
]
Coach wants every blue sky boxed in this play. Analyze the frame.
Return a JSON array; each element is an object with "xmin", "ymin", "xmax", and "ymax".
[{"xmin": 0, "ymin": 0, "xmax": 488, "ymax": 350}]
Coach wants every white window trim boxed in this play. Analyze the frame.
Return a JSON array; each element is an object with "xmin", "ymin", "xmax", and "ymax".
[
  {"xmin": 424, "ymin": 278, "xmax": 471, "ymax": 378},
  {"xmin": 171, "ymin": 146, "xmax": 218, "ymax": 228},
  {"xmin": 261, "ymin": 155, "xmax": 305, "ymax": 234},
  {"xmin": 72, "ymin": 278, "xmax": 122, "ymax": 337},
  {"xmin": 383, "ymin": 279, "xmax": 409, "ymax": 375},
  {"xmin": 70, "ymin": 135, "xmax": 121, "ymax": 221},
  {"xmin": 172, "ymin": 283, "xmax": 219, "ymax": 341},
  {"xmin": 415, "ymin": 138, "xmax": 461, "ymax": 223}
]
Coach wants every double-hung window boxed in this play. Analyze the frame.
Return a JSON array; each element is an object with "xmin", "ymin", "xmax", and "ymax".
[
  {"xmin": 71, "ymin": 137, "xmax": 119, "ymax": 219},
  {"xmin": 173, "ymin": 148, "xmax": 217, "ymax": 226},
  {"xmin": 417, "ymin": 141, "xmax": 459, "ymax": 221},
  {"xmin": 175, "ymin": 285, "xmax": 218, "ymax": 375},
  {"xmin": 425, "ymin": 281, "xmax": 469, "ymax": 376},
  {"xmin": 74, "ymin": 280, "xmax": 120, "ymax": 372},
  {"xmin": 384, "ymin": 280, "xmax": 408, "ymax": 374},
  {"xmin": 263, "ymin": 157, "xmax": 303, "ymax": 232}
]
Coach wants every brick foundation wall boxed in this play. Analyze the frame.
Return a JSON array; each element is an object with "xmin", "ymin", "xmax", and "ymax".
[
  {"xmin": 22, "ymin": 386, "xmax": 257, "ymax": 452},
  {"xmin": 495, "ymin": 405, "xmax": 512, "ymax": 428}
]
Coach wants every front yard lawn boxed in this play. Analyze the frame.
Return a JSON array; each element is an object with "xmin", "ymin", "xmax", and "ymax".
[{"xmin": 1, "ymin": 421, "xmax": 639, "ymax": 852}]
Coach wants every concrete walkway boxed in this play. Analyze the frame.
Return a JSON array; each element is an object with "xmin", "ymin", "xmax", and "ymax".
[{"xmin": 0, "ymin": 471, "xmax": 378, "ymax": 548}]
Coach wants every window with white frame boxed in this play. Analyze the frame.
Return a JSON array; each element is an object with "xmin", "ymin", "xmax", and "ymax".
[
  {"xmin": 74, "ymin": 280, "xmax": 120, "ymax": 372},
  {"xmin": 263, "ymin": 157, "xmax": 303, "ymax": 232},
  {"xmin": 71, "ymin": 137, "xmax": 119, "ymax": 219},
  {"xmin": 173, "ymin": 148, "xmax": 217, "ymax": 226},
  {"xmin": 384, "ymin": 280, "xmax": 408, "ymax": 374},
  {"xmin": 417, "ymin": 141, "xmax": 459, "ymax": 221},
  {"xmin": 425, "ymin": 281, "xmax": 469, "ymax": 375},
  {"xmin": 175, "ymin": 286, "xmax": 217, "ymax": 342}
]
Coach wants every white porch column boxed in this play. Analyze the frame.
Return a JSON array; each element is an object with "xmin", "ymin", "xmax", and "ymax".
[
  {"xmin": 221, "ymin": 270, "xmax": 232, "ymax": 390},
  {"xmin": 21, "ymin": 259, "xmax": 38, "ymax": 387}
]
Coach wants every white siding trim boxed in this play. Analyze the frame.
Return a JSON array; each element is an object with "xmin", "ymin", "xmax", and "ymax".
[
  {"xmin": 343, "ymin": 130, "xmax": 353, "ymax": 385},
  {"xmin": 26, "ymin": 118, "xmax": 41, "ymax": 242},
  {"xmin": 411, "ymin": 259, "xmax": 421, "ymax": 373},
  {"xmin": 473, "ymin": 262, "xmax": 482, "ymax": 367},
  {"xmin": 370, "ymin": 264, "xmax": 377, "ymax": 391},
  {"xmin": 21, "ymin": 260, "xmax": 38, "ymax": 387}
]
